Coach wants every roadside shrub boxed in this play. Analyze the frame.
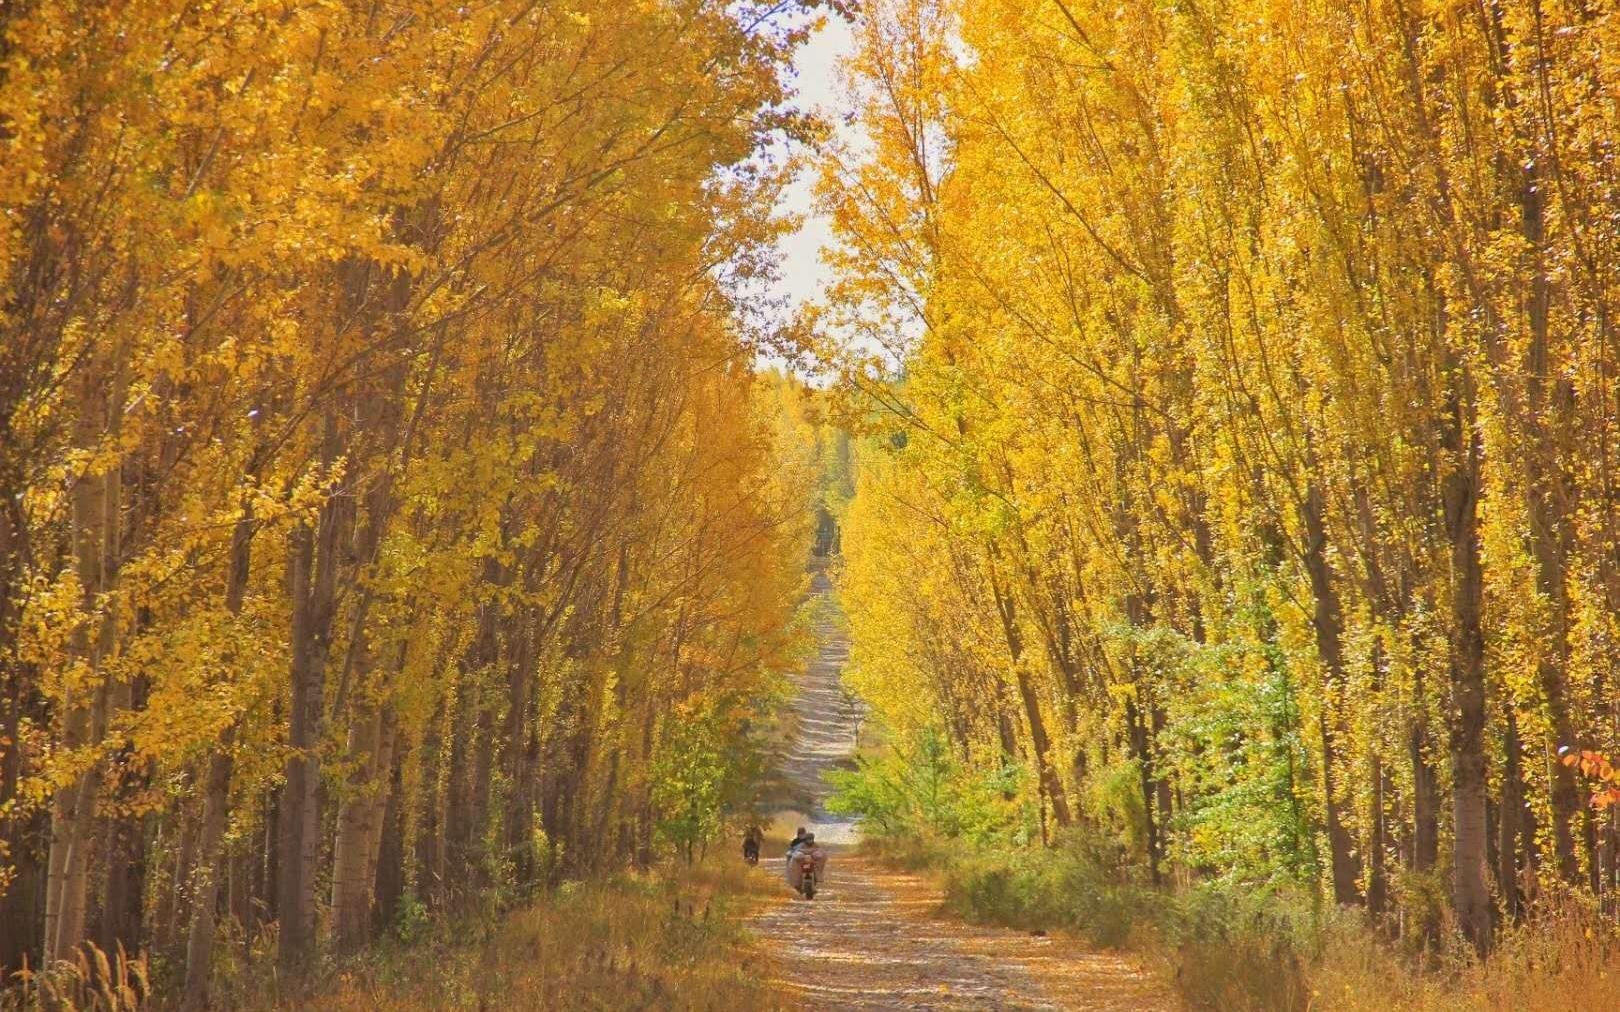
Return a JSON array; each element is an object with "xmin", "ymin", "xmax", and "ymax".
[
  {"xmin": 1165, "ymin": 884, "xmax": 1316, "ymax": 1011},
  {"xmin": 939, "ymin": 829, "xmax": 1157, "ymax": 949}
]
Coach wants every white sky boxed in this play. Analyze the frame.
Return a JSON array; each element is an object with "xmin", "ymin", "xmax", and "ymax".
[{"xmin": 770, "ymin": 15, "xmax": 858, "ymax": 318}]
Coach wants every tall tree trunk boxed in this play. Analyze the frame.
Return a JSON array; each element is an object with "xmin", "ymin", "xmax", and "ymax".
[
  {"xmin": 277, "ymin": 518, "xmax": 319, "ymax": 972},
  {"xmin": 446, "ymin": 569, "xmax": 499, "ymax": 895},
  {"xmin": 330, "ymin": 703, "xmax": 380, "ymax": 951},
  {"xmin": 414, "ymin": 702, "xmax": 445, "ymax": 910},
  {"xmin": 44, "ymin": 355, "xmax": 121, "ymax": 964},
  {"xmin": 181, "ymin": 728, "xmax": 234, "ymax": 1011},
  {"xmin": 372, "ymin": 745, "xmax": 405, "ymax": 934},
  {"xmin": 1122, "ymin": 696, "xmax": 1162, "ymax": 884},
  {"xmin": 988, "ymin": 563, "xmax": 1071, "ymax": 829},
  {"xmin": 1409, "ymin": 634, "xmax": 1442, "ymax": 948},
  {"xmin": 1367, "ymin": 754, "xmax": 1388, "ymax": 918},
  {"xmin": 95, "ymin": 797, "xmax": 145, "ymax": 961},
  {"xmin": 182, "ymin": 509, "xmax": 253, "ymax": 1008},
  {"xmin": 1, "ymin": 490, "xmax": 47, "ymax": 973},
  {"xmin": 330, "ymin": 694, "xmax": 396, "ymax": 950},
  {"xmin": 1444, "ymin": 374, "xmax": 1491, "ymax": 955},
  {"xmin": 1520, "ymin": 160, "xmax": 1582, "ymax": 883},
  {"xmin": 153, "ymin": 805, "xmax": 199, "ymax": 957},
  {"xmin": 259, "ymin": 786, "xmax": 278, "ymax": 928},
  {"xmin": 1497, "ymin": 711, "xmax": 1524, "ymax": 922},
  {"xmin": 471, "ymin": 700, "xmax": 495, "ymax": 867},
  {"xmin": 364, "ymin": 707, "xmax": 397, "ymax": 906},
  {"xmin": 277, "ymin": 420, "xmax": 345, "ymax": 973},
  {"xmin": 1410, "ymin": 714, "xmax": 1440, "ymax": 875},
  {"xmin": 1302, "ymin": 478, "xmax": 1364, "ymax": 906},
  {"xmin": 504, "ymin": 622, "xmax": 535, "ymax": 881}
]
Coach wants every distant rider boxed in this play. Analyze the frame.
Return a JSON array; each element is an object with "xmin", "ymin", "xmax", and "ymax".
[{"xmin": 787, "ymin": 825, "xmax": 809, "ymax": 852}]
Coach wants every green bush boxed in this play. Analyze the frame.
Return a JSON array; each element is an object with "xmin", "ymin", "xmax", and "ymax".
[{"xmin": 826, "ymin": 726, "xmax": 1034, "ymax": 845}]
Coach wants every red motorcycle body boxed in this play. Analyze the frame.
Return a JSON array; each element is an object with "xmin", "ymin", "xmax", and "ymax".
[{"xmin": 796, "ymin": 854, "xmax": 817, "ymax": 900}]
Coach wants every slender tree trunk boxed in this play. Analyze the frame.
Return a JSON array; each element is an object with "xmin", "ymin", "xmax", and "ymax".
[
  {"xmin": 1302, "ymin": 478, "xmax": 1363, "ymax": 905},
  {"xmin": 1519, "ymin": 160, "xmax": 1583, "ymax": 883},
  {"xmin": 504, "ymin": 623, "xmax": 535, "ymax": 881},
  {"xmin": 1125, "ymin": 696, "xmax": 1162, "ymax": 884},
  {"xmin": 45, "ymin": 356, "xmax": 121, "ymax": 964},
  {"xmin": 365, "ymin": 708, "xmax": 397, "ymax": 902},
  {"xmin": 1411, "ymin": 715, "xmax": 1439, "ymax": 875},
  {"xmin": 1444, "ymin": 376, "xmax": 1491, "ymax": 955},
  {"xmin": 277, "ymin": 421, "xmax": 345, "ymax": 972},
  {"xmin": 330, "ymin": 703, "xmax": 380, "ymax": 951},
  {"xmin": 987, "ymin": 563, "xmax": 1070, "ymax": 828},
  {"xmin": 153, "ymin": 805, "xmax": 199, "ymax": 957},
  {"xmin": 0, "ymin": 695, "xmax": 46, "ymax": 977},
  {"xmin": 446, "ymin": 570, "xmax": 498, "ymax": 895},
  {"xmin": 471, "ymin": 702, "xmax": 495, "ymax": 867},
  {"xmin": 0, "ymin": 453, "xmax": 46, "ymax": 977},
  {"xmin": 444, "ymin": 666, "xmax": 472, "ymax": 898},
  {"xmin": 414, "ymin": 703, "xmax": 445, "ymax": 910},
  {"xmin": 181, "ymin": 728, "xmax": 234, "ymax": 1011},
  {"xmin": 95, "ymin": 792, "xmax": 146, "ymax": 958},
  {"xmin": 260, "ymin": 786, "xmax": 278, "ymax": 928},
  {"xmin": 327, "ymin": 697, "xmax": 394, "ymax": 949},
  {"xmin": 372, "ymin": 746, "xmax": 405, "ymax": 934},
  {"xmin": 182, "ymin": 509, "xmax": 253, "ymax": 1008},
  {"xmin": 1368, "ymin": 754, "xmax": 1388, "ymax": 917},
  {"xmin": 1497, "ymin": 711, "xmax": 1524, "ymax": 922},
  {"xmin": 277, "ymin": 519, "xmax": 318, "ymax": 971}
]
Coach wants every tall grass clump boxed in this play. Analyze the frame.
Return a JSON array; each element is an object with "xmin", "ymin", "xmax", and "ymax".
[
  {"xmin": 1305, "ymin": 893, "xmax": 1620, "ymax": 1012},
  {"xmin": 4, "ymin": 943, "xmax": 149, "ymax": 1012}
]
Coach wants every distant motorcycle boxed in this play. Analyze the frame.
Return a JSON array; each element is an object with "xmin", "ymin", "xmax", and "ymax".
[
  {"xmin": 785, "ymin": 832, "xmax": 826, "ymax": 900},
  {"xmin": 742, "ymin": 836, "xmax": 760, "ymax": 866},
  {"xmin": 794, "ymin": 849, "xmax": 817, "ymax": 900}
]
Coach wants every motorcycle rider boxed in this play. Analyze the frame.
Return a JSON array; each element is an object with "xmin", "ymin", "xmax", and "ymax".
[
  {"xmin": 741, "ymin": 823, "xmax": 763, "ymax": 863},
  {"xmin": 787, "ymin": 825, "xmax": 809, "ymax": 852},
  {"xmin": 785, "ymin": 831, "xmax": 827, "ymax": 895}
]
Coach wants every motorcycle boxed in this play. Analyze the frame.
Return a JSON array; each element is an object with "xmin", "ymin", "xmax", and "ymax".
[
  {"xmin": 794, "ymin": 850, "xmax": 817, "ymax": 900},
  {"xmin": 742, "ymin": 836, "xmax": 760, "ymax": 866}
]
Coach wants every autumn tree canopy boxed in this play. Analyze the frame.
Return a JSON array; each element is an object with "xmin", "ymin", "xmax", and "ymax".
[
  {"xmin": 827, "ymin": 0, "xmax": 1620, "ymax": 957},
  {"xmin": 0, "ymin": 0, "xmax": 832, "ymax": 1001}
]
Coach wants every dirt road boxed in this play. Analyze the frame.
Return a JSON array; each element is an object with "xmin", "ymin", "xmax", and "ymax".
[{"xmin": 752, "ymin": 563, "xmax": 1177, "ymax": 1010}]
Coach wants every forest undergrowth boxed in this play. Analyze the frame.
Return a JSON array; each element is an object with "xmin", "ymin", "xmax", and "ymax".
[
  {"xmin": 240, "ymin": 854, "xmax": 780, "ymax": 1012},
  {"xmin": 3, "ymin": 853, "xmax": 782, "ymax": 1011},
  {"xmin": 836, "ymin": 755, "xmax": 1620, "ymax": 1012},
  {"xmin": 869, "ymin": 830, "xmax": 1620, "ymax": 1011}
]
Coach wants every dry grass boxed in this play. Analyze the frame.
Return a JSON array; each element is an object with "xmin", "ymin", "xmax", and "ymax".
[
  {"xmin": 4, "ymin": 943, "xmax": 148, "ymax": 1011},
  {"xmin": 235, "ymin": 852, "xmax": 786, "ymax": 1011},
  {"xmin": 856, "ymin": 833, "xmax": 1620, "ymax": 1012},
  {"xmin": 1158, "ymin": 893, "xmax": 1620, "ymax": 1011},
  {"xmin": 1303, "ymin": 901, "xmax": 1620, "ymax": 1012}
]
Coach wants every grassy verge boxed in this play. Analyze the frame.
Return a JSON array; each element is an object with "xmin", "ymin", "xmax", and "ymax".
[
  {"xmin": 226, "ymin": 854, "xmax": 783, "ymax": 1011},
  {"xmin": 861, "ymin": 831, "xmax": 1620, "ymax": 1011}
]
